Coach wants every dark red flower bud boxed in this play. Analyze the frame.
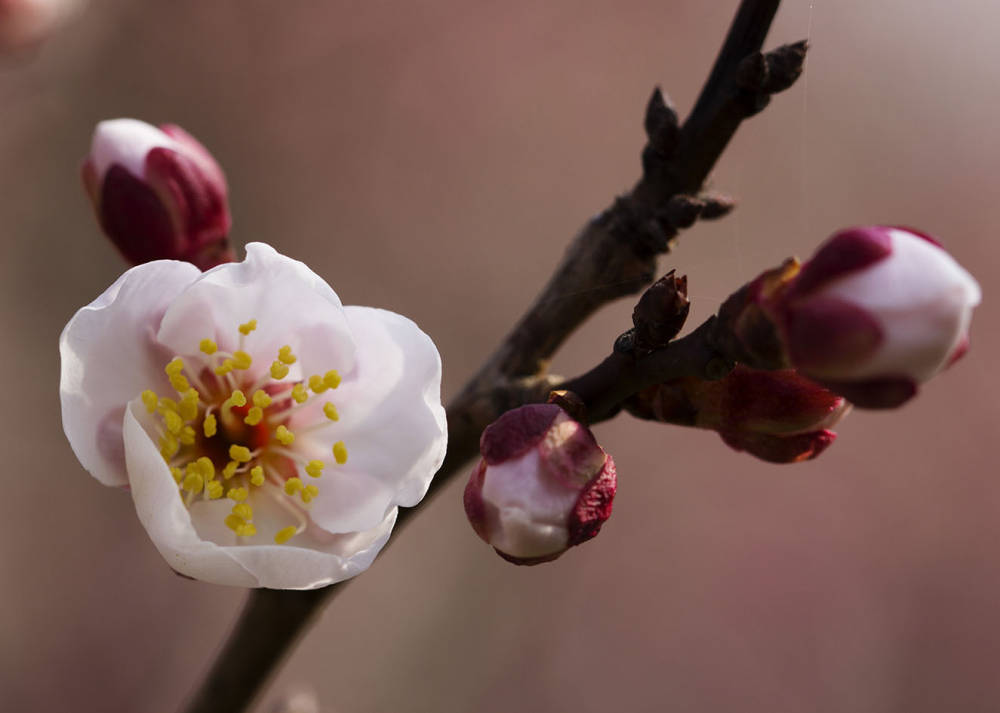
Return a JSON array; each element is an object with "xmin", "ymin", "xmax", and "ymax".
[
  {"xmin": 82, "ymin": 118, "xmax": 234, "ymax": 270},
  {"xmin": 464, "ymin": 404, "xmax": 616, "ymax": 565}
]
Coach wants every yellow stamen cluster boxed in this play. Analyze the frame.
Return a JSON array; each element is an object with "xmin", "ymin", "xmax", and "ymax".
[{"xmin": 140, "ymin": 318, "xmax": 351, "ymax": 547}]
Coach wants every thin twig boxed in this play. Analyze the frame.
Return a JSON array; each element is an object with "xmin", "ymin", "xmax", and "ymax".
[{"xmin": 180, "ymin": 3, "xmax": 802, "ymax": 711}]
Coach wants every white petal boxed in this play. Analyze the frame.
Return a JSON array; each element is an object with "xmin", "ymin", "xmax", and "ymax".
[
  {"xmin": 123, "ymin": 402, "xmax": 397, "ymax": 589},
  {"xmin": 306, "ymin": 306, "xmax": 447, "ymax": 533},
  {"xmin": 481, "ymin": 450, "xmax": 574, "ymax": 558},
  {"xmin": 60, "ymin": 260, "xmax": 201, "ymax": 486},
  {"xmin": 90, "ymin": 118, "xmax": 178, "ymax": 180},
  {"xmin": 822, "ymin": 229, "xmax": 982, "ymax": 381},
  {"xmin": 156, "ymin": 243, "xmax": 355, "ymax": 380}
]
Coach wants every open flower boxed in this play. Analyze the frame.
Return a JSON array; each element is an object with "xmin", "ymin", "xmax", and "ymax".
[{"xmin": 60, "ymin": 243, "xmax": 447, "ymax": 589}]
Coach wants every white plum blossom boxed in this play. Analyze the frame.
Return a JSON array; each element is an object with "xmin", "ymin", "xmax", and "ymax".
[{"xmin": 60, "ymin": 243, "xmax": 447, "ymax": 589}]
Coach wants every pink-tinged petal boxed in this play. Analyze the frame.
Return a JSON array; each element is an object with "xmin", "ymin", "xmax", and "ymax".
[
  {"xmin": 719, "ymin": 429, "xmax": 836, "ymax": 464},
  {"xmin": 123, "ymin": 402, "xmax": 257, "ymax": 586},
  {"xmin": 787, "ymin": 226, "xmax": 893, "ymax": 299},
  {"xmin": 305, "ymin": 305, "xmax": 446, "ymax": 534},
  {"xmin": 480, "ymin": 403, "xmax": 562, "ymax": 465},
  {"xmin": 99, "ymin": 164, "xmax": 181, "ymax": 265},
  {"xmin": 157, "ymin": 242, "xmax": 355, "ymax": 379},
  {"xmin": 815, "ymin": 376, "xmax": 918, "ymax": 409},
  {"xmin": 567, "ymin": 455, "xmax": 616, "ymax": 547},
  {"xmin": 782, "ymin": 295, "xmax": 883, "ymax": 376},
  {"xmin": 60, "ymin": 259, "xmax": 201, "ymax": 486}
]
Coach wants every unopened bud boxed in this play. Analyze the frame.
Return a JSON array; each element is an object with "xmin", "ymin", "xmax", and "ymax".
[
  {"xmin": 463, "ymin": 404, "xmax": 616, "ymax": 565},
  {"xmin": 632, "ymin": 270, "xmax": 689, "ymax": 351},
  {"xmin": 626, "ymin": 365, "xmax": 848, "ymax": 464},
  {"xmin": 721, "ymin": 226, "xmax": 981, "ymax": 408},
  {"xmin": 81, "ymin": 118, "xmax": 233, "ymax": 270}
]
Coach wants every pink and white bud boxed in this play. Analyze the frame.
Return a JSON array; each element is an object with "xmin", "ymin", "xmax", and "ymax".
[
  {"xmin": 463, "ymin": 404, "xmax": 616, "ymax": 565},
  {"xmin": 82, "ymin": 118, "xmax": 233, "ymax": 270},
  {"xmin": 728, "ymin": 226, "xmax": 981, "ymax": 408},
  {"xmin": 626, "ymin": 365, "xmax": 848, "ymax": 464},
  {"xmin": 0, "ymin": 0, "xmax": 83, "ymax": 53}
]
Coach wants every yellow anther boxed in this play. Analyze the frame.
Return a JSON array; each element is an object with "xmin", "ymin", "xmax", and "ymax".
[
  {"xmin": 270, "ymin": 361, "xmax": 290, "ymax": 379},
  {"xmin": 284, "ymin": 477, "xmax": 303, "ymax": 495},
  {"xmin": 199, "ymin": 338, "xmax": 218, "ymax": 355},
  {"xmin": 252, "ymin": 390, "xmax": 272, "ymax": 408},
  {"xmin": 244, "ymin": 406, "xmax": 263, "ymax": 426},
  {"xmin": 224, "ymin": 514, "xmax": 246, "ymax": 532},
  {"xmin": 197, "ymin": 456, "xmax": 215, "ymax": 481},
  {"xmin": 141, "ymin": 390, "xmax": 159, "ymax": 413},
  {"xmin": 214, "ymin": 359, "xmax": 235, "ymax": 376},
  {"xmin": 203, "ymin": 413, "xmax": 218, "ymax": 438},
  {"xmin": 170, "ymin": 467, "xmax": 183, "ymax": 483},
  {"xmin": 250, "ymin": 466, "xmax": 265, "ymax": 487},
  {"xmin": 305, "ymin": 460, "xmax": 324, "ymax": 478},
  {"xmin": 206, "ymin": 481, "xmax": 224, "ymax": 499},
  {"xmin": 291, "ymin": 383, "xmax": 309, "ymax": 404},
  {"xmin": 227, "ymin": 487, "xmax": 249, "ymax": 502},
  {"xmin": 185, "ymin": 461, "xmax": 201, "ymax": 478},
  {"xmin": 278, "ymin": 345, "xmax": 297, "ymax": 365},
  {"xmin": 224, "ymin": 389, "xmax": 247, "ymax": 410},
  {"xmin": 158, "ymin": 396, "xmax": 178, "ymax": 414},
  {"xmin": 301, "ymin": 484, "xmax": 319, "ymax": 503},
  {"xmin": 169, "ymin": 373, "xmax": 190, "ymax": 393},
  {"xmin": 179, "ymin": 425, "xmax": 196, "ymax": 445},
  {"xmin": 323, "ymin": 370, "xmax": 341, "ymax": 389},
  {"xmin": 235, "ymin": 523, "xmax": 257, "ymax": 537},
  {"xmin": 232, "ymin": 503, "xmax": 253, "ymax": 520},
  {"xmin": 322, "ymin": 402, "xmax": 339, "ymax": 422},
  {"xmin": 165, "ymin": 357, "xmax": 185, "ymax": 376},
  {"xmin": 333, "ymin": 441, "xmax": 348, "ymax": 465},
  {"xmin": 179, "ymin": 389, "xmax": 199, "ymax": 421},
  {"xmin": 183, "ymin": 472, "xmax": 204, "ymax": 494},
  {"xmin": 308, "ymin": 374, "xmax": 328, "ymax": 394},
  {"xmin": 229, "ymin": 444, "xmax": 252, "ymax": 463},
  {"xmin": 238, "ymin": 319, "xmax": 258, "ymax": 336},
  {"xmin": 275, "ymin": 425, "xmax": 295, "ymax": 446},
  {"xmin": 159, "ymin": 433, "xmax": 179, "ymax": 460},
  {"xmin": 232, "ymin": 350, "xmax": 253, "ymax": 370},
  {"xmin": 222, "ymin": 460, "xmax": 239, "ymax": 480},
  {"xmin": 274, "ymin": 526, "xmax": 297, "ymax": 545},
  {"xmin": 163, "ymin": 409, "xmax": 183, "ymax": 435}
]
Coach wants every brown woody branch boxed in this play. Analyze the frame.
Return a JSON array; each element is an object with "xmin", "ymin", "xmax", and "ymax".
[{"xmin": 180, "ymin": 3, "xmax": 805, "ymax": 712}]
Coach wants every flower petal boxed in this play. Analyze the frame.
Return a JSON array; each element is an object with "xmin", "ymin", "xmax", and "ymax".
[
  {"xmin": 60, "ymin": 259, "xmax": 201, "ymax": 486},
  {"xmin": 124, "ymin": 402, "xmax": 396, "ymax": 589},
  {"xmin": 307, "ymin": 306, "xmax": 446, "ymax": 533},
  {"xmin": 156, "ymin": 242, "xmax": 356, "ymax": 378}
]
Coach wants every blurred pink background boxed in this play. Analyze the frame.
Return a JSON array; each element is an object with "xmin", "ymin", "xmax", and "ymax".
[{"xmin": 2, "ymin": 1, "xmax": 998, "ymax": 711}]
